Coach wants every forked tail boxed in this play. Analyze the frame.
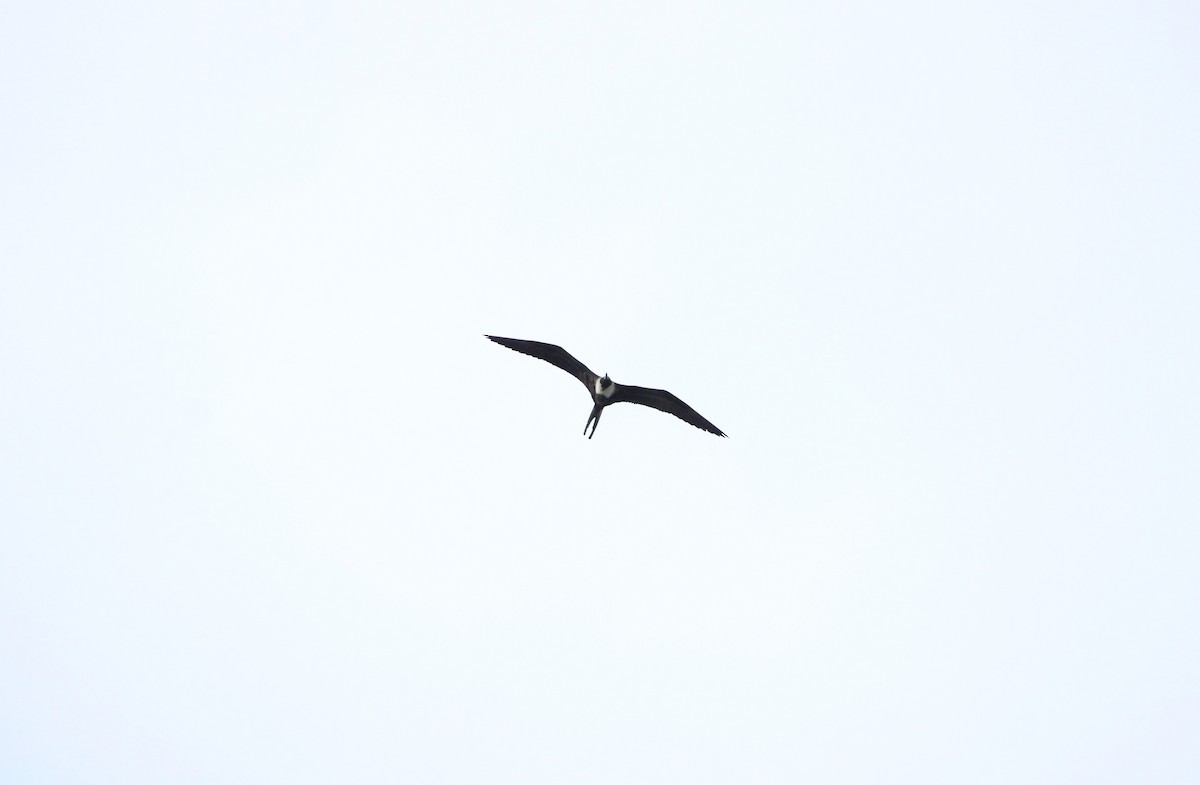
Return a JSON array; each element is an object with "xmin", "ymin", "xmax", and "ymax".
[{"xmin": 584, "ymin": 403, "xmax": 603, "ymax": 439}]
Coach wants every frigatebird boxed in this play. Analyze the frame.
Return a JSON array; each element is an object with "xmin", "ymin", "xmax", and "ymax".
[{"xmin": 485, "ymin": 335, "xmax": 726, "ymax": 439}]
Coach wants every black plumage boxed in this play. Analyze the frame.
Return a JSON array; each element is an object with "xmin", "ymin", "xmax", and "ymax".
[{"xmin": 485, "ymin": 335, "xmax": 726, "ymax": 439}]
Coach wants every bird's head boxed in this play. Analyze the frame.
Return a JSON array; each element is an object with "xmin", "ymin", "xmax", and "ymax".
[{"xmin": 595, "ymin": 374, "xmax": 615, "ymax": 398}]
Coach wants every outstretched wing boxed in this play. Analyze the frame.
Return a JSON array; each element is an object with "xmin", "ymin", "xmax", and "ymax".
[
  {"xmin": 610, "ymin": 384, "xmax": 727, "ymax": 437},
  {"xmin": 485, "ymin": 335, "xmax": 598, "ymax": 391}
]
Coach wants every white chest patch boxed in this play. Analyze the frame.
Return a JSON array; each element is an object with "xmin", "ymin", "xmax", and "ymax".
[{"xmin": 595, "ymin": 378, "xmax": 615, "ymax": 398}]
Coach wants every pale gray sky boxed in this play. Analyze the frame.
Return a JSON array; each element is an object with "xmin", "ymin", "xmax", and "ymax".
[{"xmin": 2, "ymin": 2, "xmax": 1198, "ymax": 783}]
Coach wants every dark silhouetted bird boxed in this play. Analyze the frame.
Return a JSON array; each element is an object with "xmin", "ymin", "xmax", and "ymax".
[{"xmin": 485, "ymin": 335, "xmax": 726, "ymax": 439}]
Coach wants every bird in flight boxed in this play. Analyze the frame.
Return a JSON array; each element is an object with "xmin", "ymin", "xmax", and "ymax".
[{"xmin": 485, "ymin": 335, "xmax": 726, "ymax": 439}]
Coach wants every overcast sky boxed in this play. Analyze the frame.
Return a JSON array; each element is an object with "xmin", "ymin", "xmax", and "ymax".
[{"xmin": 2, "ymin": 2, "xmax": 1198, "ymax": 783}]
